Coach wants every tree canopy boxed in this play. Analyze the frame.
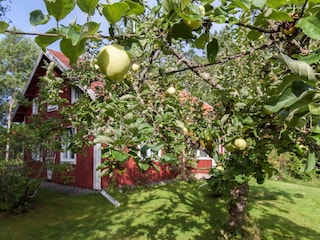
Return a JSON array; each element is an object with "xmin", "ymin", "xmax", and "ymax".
[{"xmin": 1, "ymin": 0, "xmax": 319, "ymax": 238}]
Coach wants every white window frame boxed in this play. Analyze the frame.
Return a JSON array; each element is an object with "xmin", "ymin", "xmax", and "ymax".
[
  {"xmin": 32, "ymin": 98, "xmax": 39, "ymax": 115},
  {"xmin": 195, "ymin": 149, "xmax": 212, "ymax": 159},
  {"xmin": 60, "ymin": 127, "xmax": 77, "ymax": 164},
  {"xmin": 71, "ymin": 87, "xmax": 82, "ymax": 104},
  {"xmin": 137, "ymin": 145, "xmax": 162, "ymax": 162},
  {"xmin": 31, "ymin": 145, "xmax": 42, "ymax": 161},
  {"xmin": 47, "ymin": 104, "xmax": 58, "ymax": 112}
]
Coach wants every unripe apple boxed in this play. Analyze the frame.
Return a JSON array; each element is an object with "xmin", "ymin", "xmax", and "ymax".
[
  {"xmin": 234, "ymin": 138, "xmax": 247, "ymax": 150},
  {"xmin": 131, "ymin": 63, "xmax": 140, "ymax": 72},
  {"xmin": 183, "ymin": 5, "xmax": 205, "ymax": 30},
  {"xmin": 166, "ymin": 86, "xmax": 176, "ymax": 95},
  {"xmin": 97, "ymin": 44, "xmax": 131, "ymax": 81}
]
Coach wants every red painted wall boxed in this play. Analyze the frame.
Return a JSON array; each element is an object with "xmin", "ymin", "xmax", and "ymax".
[{"xmin": 101, "ymin": 157, "xmax": 179, "ymax": 188}]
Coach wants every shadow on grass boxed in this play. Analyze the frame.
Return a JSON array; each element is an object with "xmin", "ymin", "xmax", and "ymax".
[
  {"xmin": 92, "ymin": 181, "xmax": 227, "ymax": 240},
  {"xmin": 249, "ymin": 185, "xmax": 320, "ymax": 240},
  {"xmin": 2, "ymin": 181, "xmax": 319, "ymax": 240},
  {"xmin": 2, "ymin": 180, "xmax": 226, "ymax": 240}
]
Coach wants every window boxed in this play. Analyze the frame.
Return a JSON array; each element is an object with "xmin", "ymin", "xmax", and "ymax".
[
  {"xmin": 60, "ymin": 127, "xmax": 76, "ymax": 163},
  {"xmin": 71, "ymin": 87, "xmax": 83, "ymax": 104},
  {"xmin": 32, "ymin": 145, "xmax": 42, "ymax": 161},
  {"xmin": 138, "ymin": 145, "xmax": 162, "ymax": 161},
  {"xmin": 138, "ymin": 145, "xmax": 153, "ymax": 161},
  {"xmin": 195, "ymin": 149, "xmax": 211, "ymax": 159},
  {"xmin": 195, "ymin": 149, "xmax": 216, "ymax": 167},
  {"xmin": 47, "ymin": 104, "xmax": 58, "ymax": 112},
  {"xmin": 32, "ymin": 98, "xmax": 38, "ymax": 115}
]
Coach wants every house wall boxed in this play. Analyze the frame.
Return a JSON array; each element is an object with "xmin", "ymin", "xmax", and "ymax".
[{"xmin": 101, "ymin": 157, "xmax": 179, "ymax": 188}]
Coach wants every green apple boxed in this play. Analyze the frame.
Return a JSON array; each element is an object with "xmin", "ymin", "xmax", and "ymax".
[
  {"xmin": 234, "ymin": 138, "xmax": 247, "ymax": 150},
  {"xmin": 131, "ymin": 63, "xmax": 140, "ymax": 72},
  {"xmin": 166, "ymin": 86, "xmax": 176, "ymax": 95},
  {"xmin": 97, "ymin": 44, "xmax": 131, "ymax": 81},
  {"xmin": 183, "ymin": 5, "xmax": 205, "ymax": 30}
]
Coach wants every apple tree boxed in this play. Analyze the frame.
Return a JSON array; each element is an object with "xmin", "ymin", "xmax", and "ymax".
[{"xmin": 1, "ymin": 0, "xmax": 320, "ymax": 238}]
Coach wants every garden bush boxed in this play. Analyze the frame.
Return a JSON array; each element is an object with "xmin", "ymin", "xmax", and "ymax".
[{"xmin": 0, "ymin": 160, "xmax": 41, "ymax": 213}]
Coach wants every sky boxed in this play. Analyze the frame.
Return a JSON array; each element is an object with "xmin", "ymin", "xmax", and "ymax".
[
  {"xmin": 5, "ymin": 1, "xmax": 223, "ymax": 53},
  {"xmin": 5, "ymin": 0, "xmax": 104, "ymax": 50}
]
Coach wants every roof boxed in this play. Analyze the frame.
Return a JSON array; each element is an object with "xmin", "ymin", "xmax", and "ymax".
[{"xmin": 47, "ymin": 49, "xmax": 70, "ymax": 69}]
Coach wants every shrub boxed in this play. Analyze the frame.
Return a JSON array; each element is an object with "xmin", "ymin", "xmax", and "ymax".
[{"xmin": 0, "ymin": 160, "xmax": 41, "ymax": 213}]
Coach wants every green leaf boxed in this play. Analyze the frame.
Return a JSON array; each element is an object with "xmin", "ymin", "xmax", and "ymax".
[
  {"xmin": 247, "ymin": 30, "xmax": 262, "ymax": 40},
  {"xmin": 111, "ymin": 150, "xmax": 129, "ymax": 163},
  {"xmin": 207, "ymin": 38, "xmax": 219, "ymax": 63},
  {"xmin": 119, "ymin": 94, "xmax": 136, "ymax": 101},
  {"xmin": 35, "ymin": 29, "xmax": 60, "ymax": 51},
  {"xmin": 311, "ymin": 125, "xmax": 320, "ymax": 134},
  {"xmin": 76, "ymin": 0, "xmax": 98, "ymax": 16},
  {"xmin": 299, "ymin": 52, "xmax": 320, "ymax": 65},
  {"xmin": 60, "ymin": 38, "xmax": 86, "ymax": 65},
  {"xmin": 234, "ymin": 174, "xmax": 248, "ymax": 184},
  {"xmin": 195, "ymin": 32, "xmax": 209, "ymax": 49},
  {"xmin": 297, "ymin": 12, "xmax": 320, "ymax": 40},
  {"xmin": 264, "ymin": 9, "xmax": 292, "ymax": 21},
  {"xmin": 124, "ymin": 0, "xmax": 144, "ymax": 15},
  {"xmin": 266, "ymin": 0, "xmax": 286, "ymax": 9},
  {"xmin": 175, "ymin": 120, "xmax": 185, "ymax": 129},
  {"xmin": 79, "ymin": 21, "xmax": 100, "ymax": 41},
  {"xmin": 280, "ymin": 53, "xmax": 316, "ymax": 80},
  {"xmin": 102, "ymin": 2, "xmax": 129, "ymax": 25},
  {"xmin": 304, "ymin": 152, "xmax": 316, "ymax": 173},
  {"xmin": 310, "ymin": 134, "xmax": 320, "ymax": 145},
  {"xmin": 44, "ymin": 0, "xmax": 75, "ymax": 22},
  {"xmin": 229, "ymin": 0, "xmax": 251, "ymax": 11},
  {"xmin": 137, "ymin": 162, "xmax": 150, "ymax": 171},
  {"xmin": 122, "ymin": 38, "xmax": 144, "ymax": 57},
  {"xmin": 170, "ymin": 22, "xmax": 194, "ymax": 40},
  {"xmin": 94, "ymin": 135, "xmax": 115, "ymax": 145},
  {"xmin": 309, "ymin": 103, "xmax": 320, "ymax": 115},
  {"xmin": 162, "ymin": 0, "xmax": 179, "ymax": 14},
  {"xmin": 252, "ymin": 0, "xmax": 266, "ymax": 9},
  {"xmin": 0, "ymin": 21, "xmax": 9, "ymax": 33},
  {"xmin": 30, "ymin": 10, "xmax": 50, "ymax": 26},
  {"xmin": 264, "ymin": 83, "xmax": 310, "ymax": 113},
  {"xmin": 152, "ymin": 163, "xmax": 160, "ymax": 172},
  {"xmin": 66, "ymin": 25, "xmax": 80, "ymax": 46}
]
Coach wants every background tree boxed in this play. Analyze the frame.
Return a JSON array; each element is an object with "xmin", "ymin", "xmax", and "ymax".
[
  {"xmin": 0, "ymin": 30, "xmax": 40, "ymax": 161},
  {"xmin": 0, "ymin": 0, "xmax": 10, "ymax": 20}
]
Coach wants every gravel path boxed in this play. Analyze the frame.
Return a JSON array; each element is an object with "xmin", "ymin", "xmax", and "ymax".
[{"xmin": 40, "ymin": 181, "xmax": 97, "ymax": 196}]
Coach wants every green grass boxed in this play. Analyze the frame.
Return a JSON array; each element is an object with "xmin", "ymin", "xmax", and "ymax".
[
  {"xmin": 1, "ymin": 179, "xmax": 319, "ymax": 240},
  {"xmin": 249, "ymin": 180, "xmax": 320, "ymax": 240}
]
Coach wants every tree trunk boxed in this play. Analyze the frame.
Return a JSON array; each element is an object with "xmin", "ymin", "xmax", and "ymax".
[
  {"xmin": 5, "ymin": 95, "xmax": 14, "ymax": 163},
  {"xmin": 225, "ymin": 183, "xmax": 250, "ymax": 235}
]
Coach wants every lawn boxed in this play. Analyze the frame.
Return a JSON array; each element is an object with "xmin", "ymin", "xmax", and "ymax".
[{"xmin": 1, "ymin": 179, "xmax": 319, "ymax": 240}]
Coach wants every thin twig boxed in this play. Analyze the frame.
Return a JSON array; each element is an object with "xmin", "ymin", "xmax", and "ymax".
[
  {"xmin": 159, "ymin": 41, "xmax": 275, "ymax": 83},
  {"xmin": 167, "ymin": 45, "xmax": 224, "ymax": 90},
  {"xmin": 235, "ymin": 22, "xmax": 279, "ymax": 33},
  {"xmin": 300, "ymin": 0, "xmax": 309, "ymax": 18}
]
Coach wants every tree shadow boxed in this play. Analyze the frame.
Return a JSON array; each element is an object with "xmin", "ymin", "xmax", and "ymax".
[
  {"xmin": 17, "ymin": 181, "xmax": 319, "ymax": 240},
  {"xmin": 248, "ymin": 185, "xmax": 320, "ymax": 239}
]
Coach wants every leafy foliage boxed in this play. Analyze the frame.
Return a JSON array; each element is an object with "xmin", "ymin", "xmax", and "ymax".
[{"xmin": 2, "ymin": 0, "xmax": 320, "ymax": 237}]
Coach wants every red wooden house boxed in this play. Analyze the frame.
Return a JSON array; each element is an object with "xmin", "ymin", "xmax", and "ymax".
[{"xmin": 13, "ymin": 50, "xmax": 217, "ymax": 190}]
